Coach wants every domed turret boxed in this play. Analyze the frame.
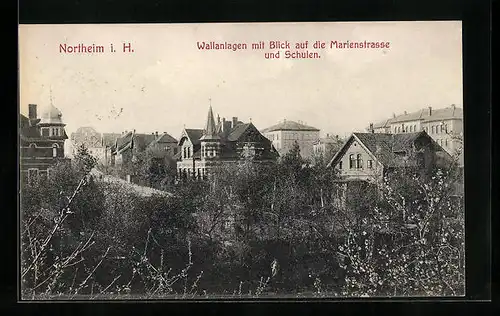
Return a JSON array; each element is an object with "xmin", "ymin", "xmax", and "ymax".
[{"xmin": 39, "ymin": 104, "xmax": 65, "ymax": 126}]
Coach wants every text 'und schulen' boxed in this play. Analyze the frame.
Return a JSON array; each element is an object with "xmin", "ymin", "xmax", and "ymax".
[{"xmin": 196, "ymin": 40, "xmax": 391, "ymax": 59}]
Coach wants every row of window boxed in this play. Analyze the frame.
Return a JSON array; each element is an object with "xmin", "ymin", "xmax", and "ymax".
[
  {"xmin": 178, "ymin": 168, "xmax": 207, "ymax": 179},
  {"xmin": 429, "ymin": 124, "xmax": 448, "ymax": 134},
  {"xmin": 394, "ymin": 124, "xmax": 418, "ymax": 133},
  {"xmin": 267, "ymin": 132, "xmax": 317, "ymax": 141},
  {"xmin": 437, "ymin": 138, "xmax": 449, "ymax": 147},
  {"xmin": 41, "ymin": 127, "xmax": 63, "ymax": 137},
  {"xmin": 182, "ymin": 147, "xmax": 192, "ymax": 159},
  {"xmin": 27, "ymin": 143, "xmax": 60, "ymax": 158},
  {"xmin": 339, "ymin": 154, "xmax": 373, "ymax": 170}
]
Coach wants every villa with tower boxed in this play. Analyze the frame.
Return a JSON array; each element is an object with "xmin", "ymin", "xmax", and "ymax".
[
  {"xmin": 20, "ymin": 103, "xmax": 69, "ymax": 183},
  {"xmin": 176, "ymin": 104, "xmax": 278, "ymax": 179}
]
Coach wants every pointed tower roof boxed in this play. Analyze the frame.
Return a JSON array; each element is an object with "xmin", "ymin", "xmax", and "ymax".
[{"xmin": 200, "ymin": 105, "xmax": 220, "ymax": 140}]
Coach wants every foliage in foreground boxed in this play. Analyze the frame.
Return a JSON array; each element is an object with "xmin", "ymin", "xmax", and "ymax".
[{"xmin": 20, "ymin": 143, "xmax": 464, "ymax": 298}]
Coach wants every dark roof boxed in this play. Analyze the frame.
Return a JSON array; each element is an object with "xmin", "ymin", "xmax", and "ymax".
[
  {"xmin": 20, "ymin": 113, "xmax": 68, "ymax": 140},
  {"xmin": 102, "ymin": 133, "xmax": 121, "ymax": 147},
  {"xmin": 183, "ymin": 129, "xmax": 204, "ymax": 146},
  {"xmin": 329, "ymin": 131, "xmax": 448, "ymax": 168},
  {"xmin": 354, "ymin": 132, "xmax": 428, "ymax": 167},
  {"xmin": 133, "ymin": 134, "xmax": 157, "ymax": 151},
  {"xmin": 115, "ymin": 131, "xmax": 133, "ymax": 152},
  {"xmin": 227, "ymin": 123, "xmax": 251, "ymax": 141},
  {"xmin": 156, "ymin": 132, "xmax": 177, "ymax": 144},
  {"xmin": 180, "ymin": 119, "xmax": 277, "ymax": 161},
  {"xmin": 114, "ymin": 132, "xmax": 156, "ymax": 153},
  {"xmin": 261, "ymin": 120, "xmax": 320, "ymax": 133},
  {"xmin": 20, "ymin": 114, "xmax": 40, "ymax": 137}
]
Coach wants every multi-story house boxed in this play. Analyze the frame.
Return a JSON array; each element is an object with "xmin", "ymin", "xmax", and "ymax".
[
  {"xmin": 367, "ymin": 105, "xmax": 463, "ymax": 164},
  {"xmin": 20, "ymin": 103, "xmax": 69, "ymax": 183},
  {"xmin": 327, "ymin": 131, "xmax": 453, "ymax": 184},
  {"xmin": 176, "ymin": 106, "xmax": 278, "ymax": 179},
  {"xmin": 70, "ymin": 127, "xmax": 121, "ymax": 165},
  {"xmin": 261, "ymin": 120, "xmax": 320, "ymax": 160},
  {"xmin": 110, "ymin": 130, "xmax": 178, "ymax": 178},
  {"xmin": 312, "ymin": 134, "xmax": 344, "ymax": 162}
]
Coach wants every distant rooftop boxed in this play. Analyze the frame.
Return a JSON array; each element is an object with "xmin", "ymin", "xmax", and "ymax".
[
  {"xmin": 369, "ymin": 105, "xmax": 463, "ymax": 129},
  {"xmin": 261, "ymin": 120, "xmax": 320, "ymax": 133}
]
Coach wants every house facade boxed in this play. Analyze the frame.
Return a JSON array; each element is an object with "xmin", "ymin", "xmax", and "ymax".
[
  {"xmin": 367, "ymin": 105, "xmax": 463, "ymax": 164},
  {"xmin": 70, "ymin": 127, "xmax": 121, "ymax": 165},
  {"xmin": 20, "ymin": 103, "xmax": 69, "ymax": 183},
  {"xmin": 312, "ymin": 134, "xmax": 344, "ymax": 162},
  {"xmin": 261, "ymin": 120, "xmax": 320, "ymax": 160},
  {"xmin": 176, "ymin": 106, "xmax": 278, "ymax": 179}
]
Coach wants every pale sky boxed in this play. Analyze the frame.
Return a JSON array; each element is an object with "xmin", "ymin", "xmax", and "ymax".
[{"xmin": 19, "ymin": 21, "xmax": 462, "ymax": 140}]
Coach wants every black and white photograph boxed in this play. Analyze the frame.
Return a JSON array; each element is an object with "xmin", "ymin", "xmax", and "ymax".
[{"xmin": 18, "ymin": 21, "xmax": 465, "ymax": 300}]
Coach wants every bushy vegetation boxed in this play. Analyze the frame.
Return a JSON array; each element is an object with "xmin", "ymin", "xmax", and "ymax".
[{"xmin": 20, "ymin": 143, "xmax": 464, "ymax": 299}]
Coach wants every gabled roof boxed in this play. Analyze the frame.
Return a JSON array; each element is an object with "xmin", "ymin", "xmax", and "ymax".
[
  {"xmin": 180, "ymin": 129, "xmax": 205, "ymax": 146},
  {"xmin": 327, "ymin": 131, "xmax": 442, "ymax": 168},
  {"xmin": 102, "ymin": 133, "xmax": 121, "ymax": 147},
  {"xmin": 227, "ymin": 123, "xmax": 252, "ymax": 141},
  {"xmin": 261, "ymin": 120, "xmax": 320, "ymax": 133},
  {"xmin": 20, "ymin": 114, "xmax": 42, "ymax": 139},
  {"xmin": 155, "ymin": 132, "xmax": 178, "ymax": 144},
  {"xmin": 314, "ymin": 135, "xmax": 343, "ymax": 145},
  {"xmin": 113, "ymin": 131, "xmax": 156, "ymax": 154}
]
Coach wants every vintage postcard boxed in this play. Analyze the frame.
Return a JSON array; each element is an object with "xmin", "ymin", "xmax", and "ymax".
[{"xmin": 18, "ymin": 21, "xmax": 464, "ymax": 300}]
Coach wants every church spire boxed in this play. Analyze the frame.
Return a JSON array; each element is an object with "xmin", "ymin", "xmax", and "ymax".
[{"xmin": 200, "ymin": 102, "xmax": 220, "ymax": 140}]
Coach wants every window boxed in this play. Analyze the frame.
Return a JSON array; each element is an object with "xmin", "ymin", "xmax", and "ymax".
[
  {"xmin": 41, "ymin": 128, "xmax": 49, "ymax": 137},
  {"xmin": 52, "ymin": 143, "xmax": 59, "ymax": 158},
  {"xmin": 356, "ymin": 154, "xmax": 363, "ymax": 169},
  {"xmin": 409, "ymin": 126, "xmax": 412, "ymax": 132},
  {"xmin": 349, "ymin": 154, "xmax": 355, "ymax": 169},
  {"xmin": 445, "ymin": 138, "xmax": 448, "ymax": 147},
  {"xmin": 413, "ymin": 125, "xmax": 417, "ymax": 132},
  {"xmin": 431, "ymin": 126, "xmax": 435, "ymax": 134},
  {"xmin": 339, "ymin": 161, "xmax": 342, "ymax": 169},
  {"xmin": 367, "ymin": 160, "xmax": 373, "ymax": 169},
  {"xmin": 28, "ymin": 143, "xmax": 36, "ymax": 156}
]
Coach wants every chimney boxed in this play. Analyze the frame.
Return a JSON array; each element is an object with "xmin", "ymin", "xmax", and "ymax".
[
  {"xmin": 217, "ymin": 114, "xmax": 220, "ymax": 124},
  {"xmin": 404, "ymin": 111, "xmax": 407, "ymax": 115},
  {"xmin": 451, "ymin": 104, "xmax": 456, "ymax": 109},
  {"xmin": 326, "ymin": 133, "xmax": 329, "ymax": 137},
  {"xmin": 232, "ymin": 117, "xmax": 238, "ymax": 128},
  {"xmin": 428, "ymin": 106, "xmax": 432, "ymax": 116},
  {"xmin": 155, "ymin": 131, "xmax": 158, "ymax": 137},
  {"xmin": 369, "ymin": 123, "xmax": 374, "ymax": 133},
  {"xmin": 28, "ymin": 104, "xmax": 37, "ymax": 120},
  {"xmin": 392, "ymin": 113, "xmax": 396, "ymax": 118}
]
